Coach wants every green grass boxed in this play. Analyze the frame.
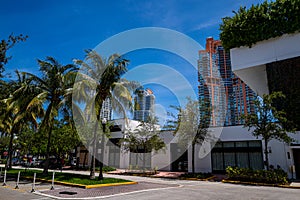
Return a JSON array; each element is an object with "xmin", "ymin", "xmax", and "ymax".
[{"xmin": 5, "ymin": 169, "xmax": 131, "ymax": 185}]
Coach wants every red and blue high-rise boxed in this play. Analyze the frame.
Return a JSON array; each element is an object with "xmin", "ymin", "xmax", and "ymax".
[{"xmin": 198, "ymin": 37, "xmax": 256, "ymax": 127}]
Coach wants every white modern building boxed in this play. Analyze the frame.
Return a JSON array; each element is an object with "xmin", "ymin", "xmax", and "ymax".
[
  {"xmin": 230, "ymin": 32, "xmax": 300, "ymax": 179},
  {"xmin": 92, "ymin": 118, "xmax": 299, "ymax": 179}
]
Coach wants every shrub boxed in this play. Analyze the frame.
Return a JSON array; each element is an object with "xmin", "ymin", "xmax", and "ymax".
[
  {"xmin": 0, "ymin": 159, "xmax": 7, "ymax": 164},
  {"xmin": 220, "ymin": 0, "xmax": 300, "ymax": 50},
  {"xmin": 180, "ymin": 172, "xmax": 212, "ymax": 179},
  {"xmin": 225, "ymin": 166, "xmax": 288, "ymax": 185},
  {"xmin": 102, "ymin": 166, "xmax": 116, "ymax": 172}
]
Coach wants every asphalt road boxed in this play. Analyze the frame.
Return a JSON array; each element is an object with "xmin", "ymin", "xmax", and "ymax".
[
  {"xmin": 99, "ymin": 180, "xmax": 300, "ymax": 200},
  {"xmin": 0, "ymin": 168, "xmax": 299, "ymax": 200}
]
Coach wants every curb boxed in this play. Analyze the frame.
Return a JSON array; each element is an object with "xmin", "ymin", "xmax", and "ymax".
[
  {"xmin": 23, "ymin": 176, "xmax": 137, "ymax": 189},
  {"xmin": 85, "ymin": 181, "xmax": 138, "ymax": 189},
  {"xmin": 222, "ymin": 179, "xmax": 300, "ymax": 189},
  {"xmin": 109, "ymin": 172, "xmax": 216, "ymax": 181}
]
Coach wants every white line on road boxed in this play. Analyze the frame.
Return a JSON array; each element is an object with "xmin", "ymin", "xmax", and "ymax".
[{"xmin": 34, "ymin": 185, "xmax": 183, "ymax": 200}]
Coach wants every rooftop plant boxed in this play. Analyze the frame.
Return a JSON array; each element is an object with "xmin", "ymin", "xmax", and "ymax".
[{"xmin": 220, "ymin": 0, "xmax": 300, "ymax": 50}]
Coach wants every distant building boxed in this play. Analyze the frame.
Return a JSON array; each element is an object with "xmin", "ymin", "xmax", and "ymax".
[
  {"xmin": 198, "ymin": 37, "xmax": 256, "ymax": 126},
  {"xmin": 100, "ymin": 97, "xmax": 112, "ymax": 120},
  {"xmin": 133, "ymin": 87, "xmax": 155, "ymax": 121}
]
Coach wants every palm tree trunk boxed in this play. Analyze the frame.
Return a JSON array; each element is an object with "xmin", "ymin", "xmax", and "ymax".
[
  {"xmin": 83, "ymin": 151, "xmax": 87, "ymax": 168},
  {"xmin": 6, "ymin": 132, "xmax": 14, "ymax": 170},
  {"xmin": 143, "ymin": 153, "xmax": 146, "ymax": 172},
  {"xmin": 90, "ymin": 120, "xmax": 98, "ymax": 179},
  {"xmin": 43, "ymin": 126, "xmax": 53, "ymax": 175},
  {"xmin": 192, "ymin": 142, "xmax": 195, "ymax": 174},
  {"xmin": 75, "ymin": 146, "xmax": 79, "ymax": 170},
  {"xmin": 98, "ymin": 131, "xmax": 105, "ymax": 180}
]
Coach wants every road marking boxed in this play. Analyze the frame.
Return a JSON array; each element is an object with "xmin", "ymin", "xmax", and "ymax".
[{"xmin": 34, "ymin": 185, "xmax": 183, "ymax": 200}]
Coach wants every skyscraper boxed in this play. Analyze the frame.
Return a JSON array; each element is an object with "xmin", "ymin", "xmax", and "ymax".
[
  {"xmin": 198, "ymin": 37, "xmax": 256, "ymax": 127},
  {"xmin": 100, "ymin": 97, "xmax": 112, "ymax": 120},
  {"xmin": 133, "ymin": 87, "xmax": 155, "ymax": 121}
]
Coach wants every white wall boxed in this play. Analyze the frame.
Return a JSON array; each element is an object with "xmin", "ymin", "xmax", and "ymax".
[
  {"xmin": 189, "ymin": 126, "xmax": 260, "ymax": 173},
  {"xmin": 187, "ymin": 126, "xmax": 299, "ymax": 178},
  {"xmin": 151, "ymin": 145, "xmax": 171, "ymax": 171},
  {"xmin": 105, "ymin": 122, "xmax": 299, "ymax": 178},
  {"xmin": 230, "ymin": 32, "xmax": 300, "ymax": 96},
  {"xmin": 231, "ymin": 32, "xmax": 300, "ymax": 70}
]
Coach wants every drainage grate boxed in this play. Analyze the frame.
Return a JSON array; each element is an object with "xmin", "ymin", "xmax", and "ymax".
[{"xmin": 59, "ymin": 191, "xmax": 78, "ymax": 195}]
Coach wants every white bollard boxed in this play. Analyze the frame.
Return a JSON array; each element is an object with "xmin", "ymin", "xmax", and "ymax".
[
  {"xmin": 2, "ymin": 170, "xmax": 6, "ymax": 186},
  {"xmin": 50, "ymin": 171, "xmax": 55, "ymax": 190},
  {"xmin": 31, "ymin": 173, "xmax": 36, "ymax": 193},
  {"xmin": 15, "ymin": 171, "xmax": 20, "ymax": 189}
]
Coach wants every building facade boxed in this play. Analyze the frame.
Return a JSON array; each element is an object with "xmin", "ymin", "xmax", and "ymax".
[
  {"xmin": 198, "ymin": 37, "xmax": 256, "ymax": 126},
  {"xmin": 133, "ymin": 87, "xmax": 155, "ymax": 121},
  {"xmin": 230, "ymin": 32, "xmax": 300, "ymax": 179},
  {"xmin": 84, "ymin": 119, "xmax": 298, "ymax": 178},
  {"xmin": 100, "ymin": 97, "xmax": 112, "ymax": 120}
]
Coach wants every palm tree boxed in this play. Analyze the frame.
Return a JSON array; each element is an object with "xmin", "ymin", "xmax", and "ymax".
[
  {"xmin": 165, "ymin": 97, "xmax": 212, "ymax": 174},
  {"xmin": 73, "ymin": 50, "xmax": 139, "ymax": 179},
  {"xmin": 24, "ymin": 57, "xmax": 78, "ymax": 174},
  {"xmin": 0, "ymin": 71, "xmax": 43, "ymax": 169}
]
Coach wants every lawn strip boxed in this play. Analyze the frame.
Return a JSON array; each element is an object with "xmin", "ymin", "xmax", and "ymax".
[{"xmin": 6, "ymin": 169, "xmax": 135, "ymax": 188}]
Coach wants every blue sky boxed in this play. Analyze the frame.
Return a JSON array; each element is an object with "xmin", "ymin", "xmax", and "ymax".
[{"xmin": 0, "ymin": 0, "xmax": 264, "ymax": 124}]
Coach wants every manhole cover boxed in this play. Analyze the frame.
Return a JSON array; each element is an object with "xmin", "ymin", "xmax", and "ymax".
[{"xmin": 59, "ymin": 191, "xmax": 78, "ymax": 195}]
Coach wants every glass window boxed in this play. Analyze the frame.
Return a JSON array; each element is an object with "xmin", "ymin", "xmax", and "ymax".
[
  {"xmin": 212, "ymin": 152, "xmax": 224, "ymax": 171},
  {"xmin": 236, "ymin": 152, "xmax": 249, "ymax": 168},
  {"xmin": 236, "ymin": 141, "xmax": 248, "ymax": 147},
  {"xmin": 212, "ymin": 140, "xmax": 263, "ymax": 173},
  {"xmin": 224, "ymin": 152, "xmax": 235, "ymax": 168},
  {"xmin": 249, "ymin": 141, "xmax": 262, "ymax": 147},
  {"xmin": 214, "ymin": 142, "xmax": 222, "ymax": 148},
  {"xmin": 249, "ymin": 152, "xmax": 263, "ymax": 170},
  {"xmin": 223, "ymin": 142, "xmax": 235, "ymax": 148}
]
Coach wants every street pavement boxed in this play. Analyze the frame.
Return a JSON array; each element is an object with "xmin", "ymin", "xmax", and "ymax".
[{"xmin": 0, "ymin": 166, "xmax": 299, "ymax": 200}]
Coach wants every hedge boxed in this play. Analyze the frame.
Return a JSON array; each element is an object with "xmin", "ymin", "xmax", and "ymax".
[
  {"xmin": 220, "ymin": 0, "xmax": 300, "ymax": 50},
  {"xmin": 226, "ymin": 166, "xmax": 288, "ymax": 185}
]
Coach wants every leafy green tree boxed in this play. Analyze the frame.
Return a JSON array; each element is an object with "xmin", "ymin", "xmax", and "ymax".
[
  {"xmin": 23, "ymin": 57, "xmax": 77, "ymax": 174},
  {"xmin": 15, "ymin": 125, "xmax": 47, "ymax": 159},
  {"xmin": 0, "ymin": 34, "xmax": 28, "ymax": 77},
  {"xmin": 0, "ymin": 135, "xmax": 9, "ymax": 159},
  {"xmin": 73, "ymin": 50, "xmax": 137, "ymax": 179},
  {"xmin": 0, "ymin": 71, "xmax": 43, "ymax": 169},
  {"xmin": 51, "ymin": 121, "xmax": 81, "ymax": 160},
  {"xmin": 242, "ymin": 91, "xmax": 295, "ymax": 170},
  {"xmin": 166, "ymin": 97, "xmax": 211, "ymax": 174},
  {"xmin": 122, "ymin": 116, "xmax": 165, "ymax": 170},
  {"xmin": 220, "ymin": 0, "xmax": 300, "ymax": 50}
]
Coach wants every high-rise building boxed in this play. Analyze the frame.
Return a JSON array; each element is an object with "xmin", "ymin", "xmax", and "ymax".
[
  {"xmin": 198, "ymin": 37, "xmax": 256, "ymax": 127},
  {"xmin": 133, "ymin": 87, "xmax": 155, "ymax": 121},
  {"xmin": 100, "ymin": 97, "xmax": 112, "ymax": 120}
]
